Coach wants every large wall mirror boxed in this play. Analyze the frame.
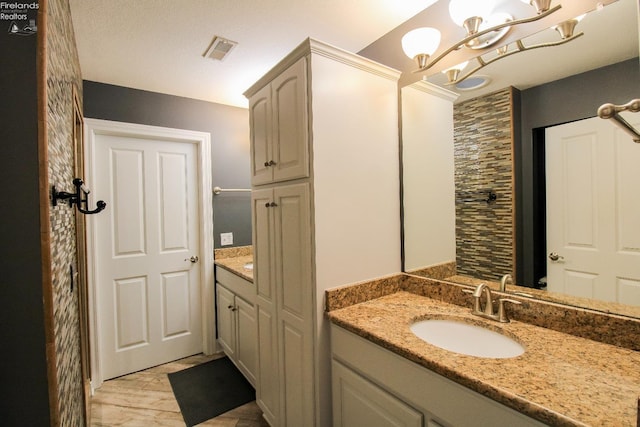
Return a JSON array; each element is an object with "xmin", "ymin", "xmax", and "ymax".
[
  {"xmin": 414, "ymin": 0, "xmax": 639, "ymax": 317},
  {"xmin": 362, "ymin": 0, "xmax": 640, "ymax": 318}
]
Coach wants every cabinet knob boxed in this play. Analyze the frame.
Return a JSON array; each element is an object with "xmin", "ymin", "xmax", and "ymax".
[
  {"xmin": 263, "ymin": 160, "xmax": 276, "ymax": 167},
  {"xmin": 227, "ymin": 305, "xmax": 237, "ymax": 311},
  {"xmin": 265, "ymin": 202, "xmax": 278, "ymax": 208}
]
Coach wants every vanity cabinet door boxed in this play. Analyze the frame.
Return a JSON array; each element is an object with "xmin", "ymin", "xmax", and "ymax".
[
  {"xmin": 215, "ymin": 280, "xmax": 257, "ymax": 387},
  {"xmin": 216, "ymin": 284, "xmax": 236, "ymax": 358},
  {"xmin": 235, "ymin": 295, "xmax": 257, "ymax": 387},
  {"xmin": 332, "ymin": 360, "xmax": 423, "ymax": 427}
]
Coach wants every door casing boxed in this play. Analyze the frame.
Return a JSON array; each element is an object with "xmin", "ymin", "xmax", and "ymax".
[{"xmin": 84, "ymin": 118, "xmax": 215, "ymax": 390}]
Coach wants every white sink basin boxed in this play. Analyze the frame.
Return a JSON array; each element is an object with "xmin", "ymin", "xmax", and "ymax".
[{"xmin": 410, "ymin": 319, "xmax": 524, "ymax": 359}]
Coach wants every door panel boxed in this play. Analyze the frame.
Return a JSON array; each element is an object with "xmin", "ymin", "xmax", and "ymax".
[
  {"xmin": 162, "ymin": 271, "xmax": 191, "ymax": 337},
  {"xmin": 158, "ymin": 152, "xmax": 190, "ymax": 251},
  {"xmin": 111, "ymin": 148, "xmax": 146, "ymax": 256},
  {"xmin": 250, "ymin": 84, "xmax": 272, "ymax": 185},
  {"xmin": 115, "ymin": 277, "xmax": 148, "ymax": 349},
  {"xmin": 95, "ymin": 134, "xmax": 202, "ymax": 379},
  {"xmin": 282, "ymin": 321, "xmax": 306, "ymax": 426},
  {"xmin": 252, "ymin": 188, "xmax": 275, "ymax": 300},
  {"xmin": 256, "ymin": 306, "xmax": 279, "ymax": 425},
  {"xmin": 274, "ymin": 184, "xmax": 311, "ymax": 318}
]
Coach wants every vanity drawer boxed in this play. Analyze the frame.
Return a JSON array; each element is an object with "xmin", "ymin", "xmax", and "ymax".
[{"xmin": 215, "ymin": 266, "xmax": 255, "ymax": 304}]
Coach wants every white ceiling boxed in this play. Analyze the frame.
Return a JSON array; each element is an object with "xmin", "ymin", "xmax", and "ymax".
[
  {"xmin": 69, "ymin": 0, "xmax": 438, "ymax": 108},
  {"xmin": 69, "ymin": 0, "xmax": 638, "ymax": 109}
]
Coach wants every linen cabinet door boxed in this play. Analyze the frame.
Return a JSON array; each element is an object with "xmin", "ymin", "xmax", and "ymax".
[
  {"xmin": 251, "ymin": 188, "xmax": 279, "ymax": 425},
  {"xmin": 273, "ymin": 183, "xmax": 313, "ymax": 427},
  {"xmin": 271, "ymin": 57, "xmax": 309, "ymax": 184},
  {"xmin": 250, "ymin": 83, "xmax": 273, "ymax": 185}
]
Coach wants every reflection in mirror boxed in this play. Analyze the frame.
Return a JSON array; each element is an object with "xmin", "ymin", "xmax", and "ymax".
[{"xmin": 399, "ymin": 0, "xmax": 640, "ymax": 318}]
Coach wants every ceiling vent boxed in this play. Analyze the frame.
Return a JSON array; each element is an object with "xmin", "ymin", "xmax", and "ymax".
[{"xmin": 203, "ymin": 36, "xmax": 238, "ymax": 61}]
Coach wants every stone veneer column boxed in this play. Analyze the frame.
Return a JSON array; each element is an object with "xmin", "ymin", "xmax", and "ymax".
[
  {"xmin": 453, "ymin": 87, "xmax": 515, "ymax": 281},
  {"xmin": 46, "ymin": 0, "xmax": 86, "ymax": 424}
]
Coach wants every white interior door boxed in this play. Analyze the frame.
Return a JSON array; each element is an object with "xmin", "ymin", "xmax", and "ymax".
[
  {"xmin": 92, "ymin": 129, "xmax": 203, "ymax": 380},
  {"xmin": 545, "ymin": 114, "xmax": 640, "ymax": 305}
]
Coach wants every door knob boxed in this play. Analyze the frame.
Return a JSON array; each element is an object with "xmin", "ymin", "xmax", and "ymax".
[
  {"xmin": 185, "ymin": 255, "xmax": 199, "ymax": 263},
  {"xmin": 548, "ymin": 252, "xmax": 564, "ymax": 262}
]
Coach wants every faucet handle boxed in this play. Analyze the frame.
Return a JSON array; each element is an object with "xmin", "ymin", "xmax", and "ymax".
[{"xmin": 497, "ymin": 298, "xmax": 521, "ymax": 323}]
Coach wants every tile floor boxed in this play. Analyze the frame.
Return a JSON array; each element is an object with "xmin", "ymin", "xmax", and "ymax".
[{"xmin": 90, "ymin": 353, "xmax": 270, "ymax": 426}]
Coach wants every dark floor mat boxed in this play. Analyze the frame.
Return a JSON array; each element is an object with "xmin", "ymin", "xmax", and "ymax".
[{"xmin": 168, "ymin": 357, "xmax": 255, "ymax": 426}]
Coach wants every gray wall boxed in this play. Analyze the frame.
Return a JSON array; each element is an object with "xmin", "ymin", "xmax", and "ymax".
[
  {"xmin": 0, "ymin": 9, "xmax": 51, "ymax": 427},
  {"xmin": 517, "ymin": 57, "xmax": 640, "ymax": 286},
  {"xmin": 82, "ymin": 81, "xmax": 252, "ymax": 248}
]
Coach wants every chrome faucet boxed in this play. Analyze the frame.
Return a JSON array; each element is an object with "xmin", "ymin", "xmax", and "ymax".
[
  {"xmin": 500, "ymin": 274, "xmax": 513, "ymax": 292},
  {"xmin": 464, "ymin": 283, "xmax": 521, "ymax": 323}
]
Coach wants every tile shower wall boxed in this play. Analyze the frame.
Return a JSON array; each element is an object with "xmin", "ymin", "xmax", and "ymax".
[
  {"xmin": 46, "ymin": 0, "xmax": 85, "ymax": 424},
  {"xmin": 453, "ymin": 88, "xmax": 514, "ymax": 281}
]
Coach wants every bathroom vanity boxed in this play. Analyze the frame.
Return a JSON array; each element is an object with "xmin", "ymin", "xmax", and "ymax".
[
  {"xmin": 326, "ymin": 276, "xmax": 640, "ymax": 426},
  {"xmin": 214, "ymin": 249, "xmax": 257, "ymax": 387}
]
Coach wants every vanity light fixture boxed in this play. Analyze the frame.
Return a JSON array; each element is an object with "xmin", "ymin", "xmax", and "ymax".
[
  {"xmin": 402, "ymin": 0, "xmax": 589, "ymax": 86},
  {"xmin": 403, "ymin": 0, "xmax": 565, "ymax": 75}
]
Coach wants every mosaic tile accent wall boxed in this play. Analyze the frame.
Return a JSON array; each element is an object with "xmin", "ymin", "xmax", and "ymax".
[
  {"xmin": 453, "ymin": 88, "xmax": 514, "ymax": 281},
  {"xmin": 46, "ymin": 0, "xmax": 85, "ymax": 424}
]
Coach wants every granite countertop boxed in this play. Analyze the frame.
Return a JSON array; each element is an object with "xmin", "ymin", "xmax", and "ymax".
[
  {"xmin": 214, "ymin": 255, "xmax": 254, "ymax": 282},
  {"xmin": 327, "ymin": 291, "xmax": 640, "ymax": 427}
]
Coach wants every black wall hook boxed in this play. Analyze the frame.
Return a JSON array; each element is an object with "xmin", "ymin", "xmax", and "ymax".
[{"xmin": 52, "ymin": 178, "xmax": 106, "ymax": 215}]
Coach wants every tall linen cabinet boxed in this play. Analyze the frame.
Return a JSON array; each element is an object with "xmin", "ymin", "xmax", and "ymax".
[{"xmin": 244, "ymin": 39, "xmax": 402, "ymax": 427}]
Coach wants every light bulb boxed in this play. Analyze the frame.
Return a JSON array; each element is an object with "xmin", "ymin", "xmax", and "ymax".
[{"xmin": 401, "ymin": 27, "xmax": 441, "ymax": 60}]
